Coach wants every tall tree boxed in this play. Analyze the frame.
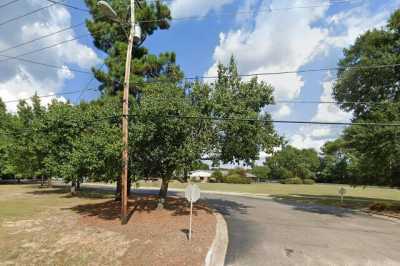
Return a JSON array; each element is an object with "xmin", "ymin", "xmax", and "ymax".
[
  {"xmin": 332, "ymin": 9, "xmax": 400, "ymax": 187},
  {"xmin": 342, "ymin": 103, "xmax": 400, "ymax": 187},
  {"xmin": 85, "ymin": 0, "xmax": 182, "ymax": 95},
  {"xmin": 6, "ymin": 96, "xmax": 47, "ymax": 182},
  {"xmin": 333, "ymin": 10, "xmax": 400, "ymax": 119},
  {"xmin": 129, "ymin": 59, "xmax": 280, "ymax": 204}
]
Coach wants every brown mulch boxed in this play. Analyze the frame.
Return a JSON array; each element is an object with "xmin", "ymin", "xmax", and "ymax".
[{"xmin": 71, "ymin": 195, "xmax": 216, "ymax": 266}]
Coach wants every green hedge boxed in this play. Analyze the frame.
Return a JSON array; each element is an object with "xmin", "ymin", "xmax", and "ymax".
[
  {"xmin": 280, "ymin": 177, "xmax": 303, "ymax": 184},
  {"xmin": 223, "ymin": 174, "xmax": 251, "ymax": 184},
  {"xmin": 303, "ymin": 178, "xmax": 315, "ymax": 185}
]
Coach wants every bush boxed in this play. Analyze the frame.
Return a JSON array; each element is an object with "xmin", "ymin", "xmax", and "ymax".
[
  {"xmin": 228, "ymin": 168, "xmax": 247, "ymax": 177},
  {"xmin": 303, "ymin": 178, "xmax": 315, "ymax": 185},
  {"xmin": 223, "ymin": 174, "xmax": 251, "ymax": 184},
  {"xmin": 281, "ymin": 177, "xmax": 303, "ymax": 184},
  {"xmin": 211, "ymin": 170, "xmax": 224, "ymax": 183}
]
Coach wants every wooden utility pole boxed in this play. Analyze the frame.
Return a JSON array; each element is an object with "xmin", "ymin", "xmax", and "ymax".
[{"xmin": 121, "ymin": 0, "xmax": 135, "ymax": 224}]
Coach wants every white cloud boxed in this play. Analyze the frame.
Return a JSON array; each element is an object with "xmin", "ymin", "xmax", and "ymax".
[
  {"xmin": 0, "ymin": 67, "xmax": 67, "ymax": 113},
  {"xmin": 169, "ymin": 0, "xmax": 235, "ymax": 18},
  {"xmin": 272, "ymin": 104, "xmax": 291, "ymax": 119},
  {"xmin": 205, "ymin": 0, "xmax": 329, "ymax": 100},
  {"xmin": 325, "ymin": 3, "xmax": 390, "ymax": 49},
  {"xmin": 290, "ymin": 76, "xmax": 352, "ymax": 151},
  {"xmin": 290, "ymin": 130, "xmax": 331, "ymax": 151},
  {"xmin": 0, "ymin": 1, "xmax": 100, "ymax": 111},
  {"xmin": 312, "ymin": 79, "xmax": 352, "ymax": 123}
]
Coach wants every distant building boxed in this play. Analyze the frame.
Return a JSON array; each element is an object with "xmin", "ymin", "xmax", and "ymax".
[
  {"xmin": 189, "ymin": 170, "xmax": 213, "ymax": 183},
  {"xmin": 190, "ymin": 169, "xmax": 258, "ymax": 183}
]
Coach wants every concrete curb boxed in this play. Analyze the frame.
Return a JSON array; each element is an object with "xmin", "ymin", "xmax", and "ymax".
[{"xmin": 205, "ymin": 213, "xmax": 229, "ymax": 266}]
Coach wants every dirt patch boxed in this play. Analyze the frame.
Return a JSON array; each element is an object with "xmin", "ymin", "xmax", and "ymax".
[
  {"xmin": 0, "ymin": 188, "xmax": 216, "ymax": 266},
  {"xmin": 72, "ymin": 195, "xmax": 216, "ymax": 266}
]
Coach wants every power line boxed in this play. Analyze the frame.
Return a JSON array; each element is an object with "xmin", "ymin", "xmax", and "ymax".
[
  {"xmin": 0, "ymin": 33, "xmax": 91, "ymax": 64},
  {"xmin": 0, "ymin": 1, "xmax": 57, "ymax": 27},
  {"xmin": 28, "ymin": 0, "xmax": 363, "ymax": 25},
  {"xmin": 43, "ymin": 0, "xmax": 90, "ymax": 13},
  {"xmin": 0, "ymin": 52, "xmax": 91, "ymax": 74},
  {"xmin": 0, "ymin": 22, "xmax": 86, "ymax": 55},
  {"xmin": 0, "ymin": 0, "xmax": 20, "ymax": 9},
  {"xmin": 1, "ymin": 30, "xmax": 398, "ymax": 77},
  {"xmin": 127, "ymin": 114, "xmax": 400, "ymax": 127}
]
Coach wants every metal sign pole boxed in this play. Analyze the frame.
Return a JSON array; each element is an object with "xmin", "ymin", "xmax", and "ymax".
[{"xmin": 189, "ymin": 200, "xmax": 193, "ymax": 240}]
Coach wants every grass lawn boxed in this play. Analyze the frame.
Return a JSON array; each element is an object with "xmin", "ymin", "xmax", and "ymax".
[
  {"xmin": 0, "ymin": 184, "xmax": 215, "ymax": 266},
  {"xmin": 139, "ymin": 181, "xmax": 400, "ymax": 211}
]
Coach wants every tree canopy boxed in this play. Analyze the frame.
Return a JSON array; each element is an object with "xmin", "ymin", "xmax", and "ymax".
[{"xmin": 266, "ymin": 145, "xmax": 320, "ymax": 180}]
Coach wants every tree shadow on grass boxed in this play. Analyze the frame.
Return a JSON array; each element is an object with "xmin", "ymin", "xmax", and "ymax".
[
  {"xmin": 271, "ymin": 194, "xmax": 400, "ymax": 217},
  {"xmin": 27, "ymin": 185, "xmax": 115, "ymax": 199},
  {"xmin": 67, "ymin": 195, "xmax": 215, "ymax": 222}
]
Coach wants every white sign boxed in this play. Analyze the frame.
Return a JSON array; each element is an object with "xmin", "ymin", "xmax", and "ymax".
[
  {"xmin": 185, "ymin": 184, "xmax": 200, "ymax": 203},
  {"xmin": 185, "ymin": 184, "xmax": 201, "ymax": 240}
]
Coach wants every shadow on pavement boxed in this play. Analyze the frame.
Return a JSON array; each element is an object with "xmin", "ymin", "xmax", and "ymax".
[
  {"xmin": 270, "ymin": 194, "xmax": 400, "ymax": 217},
  {"xmin": 203, "ymin": 197, "xmax": 252, "ymax": 216}
]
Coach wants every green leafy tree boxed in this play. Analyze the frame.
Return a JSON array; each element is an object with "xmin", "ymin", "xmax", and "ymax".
[
  {"xmin": 332, "ymin": 10, "xmax": 400, "ymax": 187},
  {"xmin": 61, "ymin": 96, "xmax": 123, "ymax": 192},
  {"xmin": 0, "ymin": 98, "xmax": 13, "ymax": 179},
  {"xmin": 251, "ymin": 166, "xmax": 270, "ymax": 182},
  {"xmin": 342, "ymin": 103, "xmax": 400, "ymax": 187},
  {"xmin": 319, "ymin": 139, "xmax": 350, "ymax": 184},
  {"xmin": 6, "ymin": 95, "xmax": 48, "ymax": 183},
  {"xmin": 210, "ymin": 170, "xmax": 223, "ymax": 183},
  {"xmin": 266, "ymin": 145, "xmax": 319, "ymax": 180},
  {"xmin": 209, "ymin": 57, "xmax": 281, "ymax": 164},
  {"xmin": 128, "ymin": 59, "xmax": 280, "ymax": 204},
  {"xmin": 333, "ymin": 9, "xmax": 400, "ymax": 119}
]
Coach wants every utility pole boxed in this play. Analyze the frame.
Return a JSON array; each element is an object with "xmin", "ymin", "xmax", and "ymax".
[
  {"xmin": 120, "ymin": 0, "xmax": 135, "ymax": 224},
  {"xmin": 97, "ymin": 0, "xmax": 141, "ymax": 224}
]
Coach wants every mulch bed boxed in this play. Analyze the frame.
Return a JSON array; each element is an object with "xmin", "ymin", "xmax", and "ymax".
[{"xmin": 73, "ymin": 195, "xmax": 216, "ymax": 266}]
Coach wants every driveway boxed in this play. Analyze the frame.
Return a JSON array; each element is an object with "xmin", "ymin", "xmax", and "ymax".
[
  {"xmin": 77, "ymin": 184, "xmax": 400, "ymax": 266},
  {"xmin": 202, "ymin": 194, "xmax": 400, "ymax": 266}
]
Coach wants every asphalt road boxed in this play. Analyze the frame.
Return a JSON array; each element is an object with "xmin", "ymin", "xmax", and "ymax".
[
  {"xmin": 200, "ymin": 193, "xmax": 400, "ymax": 266},
  {"xmin": 79, "ymin": 184, "xmax": 400, "ymax": 266}
]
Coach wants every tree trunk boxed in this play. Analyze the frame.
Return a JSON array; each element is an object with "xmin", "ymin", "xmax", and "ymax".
[
  {"xmin": 127, "ymin": 176, "xmax": 132, "ymax": 196},
  {"xmin": 115, "ymin": 176, "xmax": 121, "ymax": 201},
  {"xmin": 40, "ymin": 176, "xmax": 44, "ymax": 187},
  {"xmin": 158, "ymin": 178, "xmax": 169, "ymax": 209},
  {"xmin": 47, "ymin": 177, "xmax": 52, "ymax": 188},
  {"xmin": 76, "ymin": 179, "xmax": 80, "ymax": 191},
  {"xmin": 70, "ymin": 180, "xmax": 76, "ymax": 195}
]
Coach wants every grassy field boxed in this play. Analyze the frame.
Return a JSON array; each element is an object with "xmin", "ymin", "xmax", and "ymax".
[
  {"xmin": 139, "ymin": 181, "xmax": 400, "ymax": 210},
  {"xmin": 0, "ymin": 184, "xmax": 215, "ymax": 265}
]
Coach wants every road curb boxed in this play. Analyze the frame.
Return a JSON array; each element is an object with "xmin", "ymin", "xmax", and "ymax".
[{"xmin": 205, "ymin": 212, "xmax": 229, "ymax": 266}]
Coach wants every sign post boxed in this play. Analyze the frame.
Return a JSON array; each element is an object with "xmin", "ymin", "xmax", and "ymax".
[
  {"xmin": 185, "ymin": 184, "xmax": 200, "ymax": 240},
  {"xmin": 339, "ymin": 187, "xmax": 347, "ymax": 205}
]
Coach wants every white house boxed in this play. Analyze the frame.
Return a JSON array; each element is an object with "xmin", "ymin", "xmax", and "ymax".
[{"xmin": 189, "ymin": 170, "xmax": 213, "ymax": 183}]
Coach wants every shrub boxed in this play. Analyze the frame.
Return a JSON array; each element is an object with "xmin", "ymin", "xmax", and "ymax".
[
  {"xmin": 228, "ymin": 168, "xmax": 247, "ymax": 177},
  {"xmin": 281, "ymin": 177, "xmax": 303, "ymax": 184},
  {"xmin": 223, "ymin": 174, "xmax": 251, "ymax": 184},
  {"xmin": 211, "ymin": 170, "xmax": 224, "ymax": 183},
  {"xmin": 303, "ymin": 178, "xmax": 315, "ymax": 185}
]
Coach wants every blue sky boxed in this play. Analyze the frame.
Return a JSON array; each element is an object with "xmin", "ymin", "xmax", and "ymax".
[{"xmin": 0, "ymin": 0, "xmax": 399, "ymax": 157}]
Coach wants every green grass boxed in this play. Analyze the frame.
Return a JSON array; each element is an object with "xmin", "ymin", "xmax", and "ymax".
[
  {"xmin": 139, "ymin": 181, "xmax": 400, "ymax": 210},
  {"xmin": 0, "ymin": 185, "xmax": 108, "ymax": 220}
]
